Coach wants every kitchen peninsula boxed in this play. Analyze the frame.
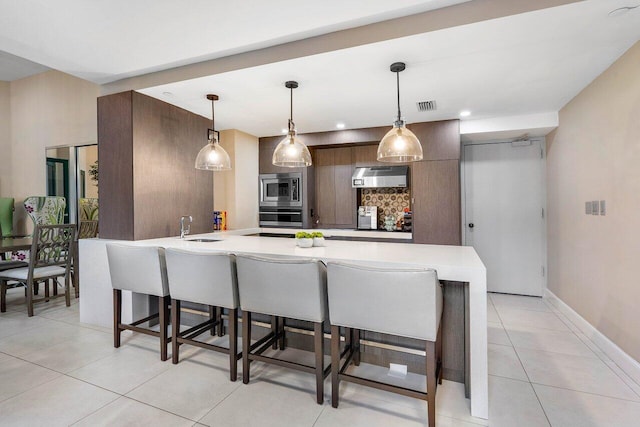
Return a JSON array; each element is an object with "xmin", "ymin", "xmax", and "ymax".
[{"xmin": 78, "ymin": 229, "xmax": 488, "ymax": 419}]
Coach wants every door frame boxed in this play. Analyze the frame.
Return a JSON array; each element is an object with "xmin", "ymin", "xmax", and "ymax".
[{"xmin": 460, "ymin": 137, "xmax": 547, "ymax": 293}]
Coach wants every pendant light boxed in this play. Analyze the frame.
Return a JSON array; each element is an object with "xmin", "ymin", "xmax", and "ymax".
[
  {"xmin": 377, "ymin": 62, "xmax": 423, "ymax": 162},
  {"xmin": 272, "ymin": 81, "xmax": 312, "ymax": 167},
  {"xmin": 195, "ymin": 94, "xmax": 232, "ymax": 171}
]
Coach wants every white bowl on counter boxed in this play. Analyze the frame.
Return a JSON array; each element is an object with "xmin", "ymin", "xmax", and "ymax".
[{"xmin": 296, "ymin": 238, "xmax": 314, "ymax": 248}]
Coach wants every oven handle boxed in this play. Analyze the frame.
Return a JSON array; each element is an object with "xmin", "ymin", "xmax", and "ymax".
[{"xmin": 259, "ymin": 211, "xmax": 302, "ymax": 215}]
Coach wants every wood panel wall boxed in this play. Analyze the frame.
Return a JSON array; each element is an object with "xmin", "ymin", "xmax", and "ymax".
[{"xmin": 98, "ymin": 91, "xmax": 213, "ymax": 240}]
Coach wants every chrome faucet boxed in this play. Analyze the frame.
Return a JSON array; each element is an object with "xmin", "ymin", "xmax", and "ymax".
[{"xmin": 180, "ymin": 215, "xmax": 192, "ymax": 239}]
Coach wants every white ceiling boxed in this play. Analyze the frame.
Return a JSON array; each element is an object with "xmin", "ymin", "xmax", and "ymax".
[
  {"xmin": 0, "ymin": 0, "xmax": 466, "ymax": 84},
  {"xmin": 138, "ymin": 0, "xmax": 640, "ymax": 138}
]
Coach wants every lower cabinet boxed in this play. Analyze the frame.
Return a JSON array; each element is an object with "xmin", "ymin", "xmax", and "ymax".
[{"xmin": 411, "ymin": 159, "xmax": 461, "ymax": 245}]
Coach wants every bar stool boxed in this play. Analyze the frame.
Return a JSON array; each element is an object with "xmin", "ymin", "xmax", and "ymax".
[
  {"xmin": 106, "ymin": 243, "xmax": 171, "ymax": 361},
  {"xmin": 164, "ymin": 248, "xmax": 241, "ymax": 381},
  {"xmin": 326, "ymin": 261, "xmax": 443, "ymax": 427},
  {"xmin": 236, "ymin": 254, "xmax": 330, "ymax": 404}
]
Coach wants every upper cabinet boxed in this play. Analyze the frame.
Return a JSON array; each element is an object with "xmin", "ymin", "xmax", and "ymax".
[
  {"xmin": 353, "ymin": 144, "xmax": 379, "ymax": 167},
  {"xmin": 408, "ymin": 121, "xmax": 460, "ymax": 161},
  {"xmin": 314, "ymin": 147, "xmax": 356, "ymax": 228}
]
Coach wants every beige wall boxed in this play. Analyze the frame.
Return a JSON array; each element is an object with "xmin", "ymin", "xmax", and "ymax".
[
  {"xmin": 213, "ymin": 129, "xmax": 259, "ymax": 230},
  {"xmin": 547, "ymin": 41, "xmax": 640, "ymax": 361},
  {"xmin": 9, "ymin": 70, "xmax": 99, "ymax": 233},
  {"xmin": 0, "ymin": 81, "xmax": 11, "ymax": 196}
]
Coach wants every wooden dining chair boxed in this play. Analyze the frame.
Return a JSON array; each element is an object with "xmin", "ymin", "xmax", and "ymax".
[{"xmin": 0, "ymin": 224, "xmax": 75, "ymax": 316}]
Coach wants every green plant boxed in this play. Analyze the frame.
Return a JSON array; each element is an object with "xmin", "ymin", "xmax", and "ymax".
[
  {"xmin": 89, "ymin": 160, "xmax": 98, "ymax": 184},
  {"xmin": 295, "ymin": 231, "xmax": 313, "ymax": 239},
  {"xmin": 311, "ymin": 232, "xmax": 324, "ymax": 238}
]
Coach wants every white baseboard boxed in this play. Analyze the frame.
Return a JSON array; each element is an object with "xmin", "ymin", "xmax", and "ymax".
[{"xmin": 544, "ymin": 289, "xmax": 640, "ymax": 387}]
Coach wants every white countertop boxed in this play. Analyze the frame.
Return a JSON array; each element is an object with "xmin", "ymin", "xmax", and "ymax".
[
  {"xmin": 216, "ymin": 227, "xmax": 412, "ymax": 240},
  {"xmin": 132, "ymin": 229, "xmax": 483, "ymax": 283}
]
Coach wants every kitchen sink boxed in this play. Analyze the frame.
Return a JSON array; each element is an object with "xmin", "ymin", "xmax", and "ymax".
[{"xmin": 186, "ymin": 238, "xmax": 221, "ymax": 242}]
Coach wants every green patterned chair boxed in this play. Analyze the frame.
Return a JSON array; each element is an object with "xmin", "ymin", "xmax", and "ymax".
[
  {"xmin": 11, "ymin": 196, "xmax": 66, "ymax": 263},
  {"xmin": 79, "ymin": 198, "xmax": 99, "ymax": 238},
  {"xmin": 0, "ymin": 197, "xmax": 15, "ymax": 238}
]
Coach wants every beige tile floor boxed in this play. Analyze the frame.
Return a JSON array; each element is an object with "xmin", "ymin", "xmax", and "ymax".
[{"xmin": 1, "ymin": 287, "xmax": 640, "ymax": 426}]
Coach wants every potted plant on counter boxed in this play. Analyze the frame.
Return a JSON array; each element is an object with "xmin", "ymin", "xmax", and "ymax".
[
  {"xmin": 295, "ymin": 231, "xmax": 314, "ymax": 248},
  {"xmin": 312, "ymin": 231, "xmax": 325, "ymax": 247}
]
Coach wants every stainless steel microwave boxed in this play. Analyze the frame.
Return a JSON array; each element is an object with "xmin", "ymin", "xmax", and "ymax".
[{"xmin": 259, "ymin": 172, "xmax": 302, "ymax": 207}]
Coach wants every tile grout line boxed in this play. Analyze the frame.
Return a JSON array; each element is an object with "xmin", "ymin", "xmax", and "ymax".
[
  {"xmin": 495, "ymin": 297, "xmax": 554, "ymax": 427},
  {"xmin": 527, "ymin": 380, "xmax": 640, "ymax": 404}
]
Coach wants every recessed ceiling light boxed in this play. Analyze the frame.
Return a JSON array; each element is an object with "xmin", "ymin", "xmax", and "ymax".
[
  {"xmin": 336, "ymin": 123, "xmax": 345, "ymax": 129},
  {"xmin": 281, "ymin": 128, "xmax": 288, "ymax": 134},
  {"xmin": 162, "ymin": 91, "xmax": 173, "ymax": 96},
  {"xmin": 460, "ymin": 110, "xmax": 471, "ymax": 117}
]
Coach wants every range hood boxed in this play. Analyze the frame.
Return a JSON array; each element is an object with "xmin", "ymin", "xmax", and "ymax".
[{"xmin": 351, "ymin": 166, "xmax": 409, "ymax": 188}]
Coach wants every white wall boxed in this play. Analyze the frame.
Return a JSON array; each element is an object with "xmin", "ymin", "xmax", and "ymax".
[
  {"xmin": 9, "ymin": 70, "xmax": 99, "ymax": 233},
  {"xmin": 0, "ymin": 81, "xmax": 11, "ymax": 196},
  {"xmin": 547, "ymin": 41, "xmax": 640, "ymax": 361},
  {"xmin": 213, "ymin": 129, "xmax": 259, "ymax": 230}
]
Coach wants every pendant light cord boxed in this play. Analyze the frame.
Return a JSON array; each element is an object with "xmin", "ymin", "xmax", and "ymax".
[
  {"xmin": 289, "ymin": 86, "xmax": 294, "ymax": 132},
  {"xmin": 211, "ymin": 98, "xmax": 215, "ymax": 135},
  {"xmin": 396, "ymin": 71, "xmax": 401, "ymax": 123}
]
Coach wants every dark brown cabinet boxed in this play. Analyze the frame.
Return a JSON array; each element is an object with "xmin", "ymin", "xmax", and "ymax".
[
  {"xmin": 353, "ymin": 144, "xmax": 379, "ymax": 167},
  {"xmin": 314, "ymin": 147, "xmax": 356, "ymax": 228},
  {"xmin": 411, "ymin": 159, "xmax": 461, "ymax": 245}
]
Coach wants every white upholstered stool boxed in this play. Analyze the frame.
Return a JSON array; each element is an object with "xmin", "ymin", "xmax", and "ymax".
[
  {"xmin": 165, "ymin": 248, "xmax": 241, "ymax": 381},
  {"xmin": 236, "ymin": 254, "xmax": 329, "ymax": 404},
  {"xmin": 327, "ymin": 261, "xmax": 443, "ymax": 427},
  {"xmin": 106, "ymin": 243, "xmax": 171, "ymax": 361}
]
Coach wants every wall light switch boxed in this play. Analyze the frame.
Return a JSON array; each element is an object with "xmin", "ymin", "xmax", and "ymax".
[
  {"xmin": 592, "ymin": 201, "xmax": 599, "ymax": 215},
  {"xmin": 585, "ymin": 201, "xmax": 592, "ymax": 214},
  {"xmin": 600, "ymin": 200, "xmax": 606, "ymax": 216}
]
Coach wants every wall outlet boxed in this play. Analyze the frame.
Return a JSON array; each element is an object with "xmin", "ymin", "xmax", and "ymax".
[
  {"xmin": 600, "ymin": 200, "xmax": 606, "ymax": 216},
  {"xmin": 592, "ymin": 200, "xmax": 600, "ymax": 215},
  {"xmin": 585, "ymin": 201, "xmax": 592, "ymax": 214}
]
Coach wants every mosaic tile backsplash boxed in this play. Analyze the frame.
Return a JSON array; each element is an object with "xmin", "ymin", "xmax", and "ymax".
[{"xmin": 360, "ymin": 188, "xmax": 411, "ymax": 229}]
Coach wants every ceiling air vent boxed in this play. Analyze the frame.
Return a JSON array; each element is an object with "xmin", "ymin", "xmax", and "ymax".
[{"xmin": 416, "ymin": 100, "xmax": 437, "ymax": 112}]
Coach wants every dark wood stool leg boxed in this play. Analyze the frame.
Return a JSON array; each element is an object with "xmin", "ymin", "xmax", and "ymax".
[
  {"xmin": 113, "ymin": 289, "xmax": 122, "ymax": 347},
  {"xmin": 331, "ymin": 325, "xmax": 340, "ymax": 408},
  {"xmin": 53, "ymin": 278, "xmax": 58, "ymax": 296},
  {"xmin": 229, "ymin": 308, "xmax": 238, "ymax": 381},
  {"xmin": 242, "ymin": 311, "xmax": 251, "ymax": 384},
  {"xmin": 279, "ymin": 317, "xmax": 286, "ymax": 350},
  {"xmin": 216, "ymin": 306, "xmax": 224, "ymax": 337},
  {"xmin": 426, "ymin": 340, "xmax": 437, "ymax": 427},
  {"xmin": 159, "ymin": 296, "xmax": 169, "ymax": 361},
  {"xmin": 33, "ymin": 281, "xmax": 39, "ymax": 295},
  {"xmin": 314, "ymin": 321, "xmax": 324, "ymax": 404},
  {"xmin": 271, "ymin": 315, "xmax": 278, "ymax": 350},
  {"xmin": 172, "ymin": 299, "xmax": 181, "ymax": 364},
  {"xmin": 209, "ymin": 306, "xmax": 216, "ymax": 336},
  {"xmin": 0, "ymin": 280, "xmax": 6, "ymax": 312},
  {"xmin": 45, "ymin": 280, "xmax": 50, "ymax": 301},
  {"xmin": 353, "ymin": 329, "xmax": 361, "ymax": 366}
]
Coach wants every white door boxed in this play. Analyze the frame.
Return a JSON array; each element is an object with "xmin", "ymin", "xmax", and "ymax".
[{"xmin": 464, "ymin": 141, "xmax": 545, "ymax": 296}]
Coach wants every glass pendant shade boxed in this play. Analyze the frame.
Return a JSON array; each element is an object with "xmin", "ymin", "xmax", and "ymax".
[
  {"xmin": 377, "ymin": 62, "xmax": 423, "ymax": 163},
  {"xmin": 195, "ymin": 136, "xmax": 231, "ymax": 171},
  {"xmin": 195, "ymin": 93, "xmax": 231, "ymax": 171},
  {"xmin": 272, "ymin": 130, "xmax": 312, "ymax": 167},
  {"xmin": 272, "ymin": 81, "xmax": 311, "ymax": 167},
  {"xmin": 377, "ymin": 121, "xmax": 423, "ymax": 162}
]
